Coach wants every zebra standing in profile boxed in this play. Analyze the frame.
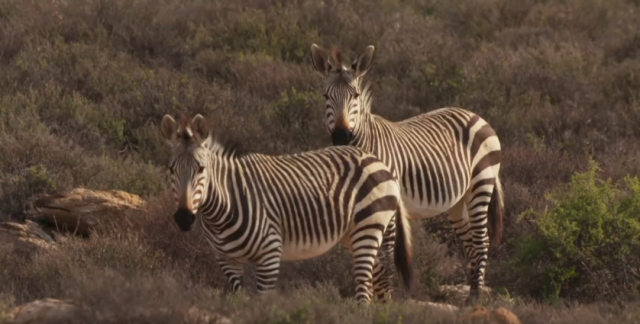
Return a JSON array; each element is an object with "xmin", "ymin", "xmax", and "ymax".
[
  {"xmin": 159, "ymin": 113, "xmax": 413, "ymax": 304},
  {"xmin": 309, "ymin": 44, "xmax": 504, "ymax": 305}
]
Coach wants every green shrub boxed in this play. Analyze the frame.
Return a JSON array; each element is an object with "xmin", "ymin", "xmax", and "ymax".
[{"xmin": 510, "ymin": 159, "xmax": 640, "ymax": 302}]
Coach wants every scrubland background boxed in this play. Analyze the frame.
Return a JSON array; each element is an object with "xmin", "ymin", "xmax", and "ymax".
[{"xmin": 1, "ymin": 0, "xmax": 640, "ymax": 322}]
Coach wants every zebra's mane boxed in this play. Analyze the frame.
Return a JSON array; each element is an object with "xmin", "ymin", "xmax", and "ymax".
[
  {"xmin": 357, "ymin": 75, "xmax": 374, "ymax": 114},
  {"xmin": 208, "ymin": 133, "xmax": 246, "ymax": 159},
  {"xmin": 332, "ymin": 48, "xmax": 342, "ymax": 66},
  {"xmin": 173, "ymin": 112, "xmax": 246, "ymax": 159}
]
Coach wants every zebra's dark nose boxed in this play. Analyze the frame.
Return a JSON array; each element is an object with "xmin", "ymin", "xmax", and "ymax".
[
  {"xmin": 331, "ymin": 127, "xmax": 353, "ymax": 146},
  {"xmin": 174, "ymin": 208, "xmax": 195, "ymax": 232}
]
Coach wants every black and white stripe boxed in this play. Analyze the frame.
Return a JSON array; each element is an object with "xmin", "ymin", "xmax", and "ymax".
[
  {"xmin": 310, "ymin": 44, "xmax": 504, "ymax": 305},
  {"xmin": 160, "ymin": 113, "xmax": 413, "ymax": 304}
]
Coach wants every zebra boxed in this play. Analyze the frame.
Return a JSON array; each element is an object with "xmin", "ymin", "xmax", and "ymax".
[
  {"xmin": 159, "ymin": 113, "xmax": 413, "ymax": 304},
  {"xmin": 309, "ymin": 44, "xmax": 504, "ymax": 305}
]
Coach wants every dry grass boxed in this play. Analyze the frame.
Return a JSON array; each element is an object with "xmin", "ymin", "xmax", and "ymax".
[{"xmin": 2, "ymin": 198, "xmax": 640, "ymax": 323}]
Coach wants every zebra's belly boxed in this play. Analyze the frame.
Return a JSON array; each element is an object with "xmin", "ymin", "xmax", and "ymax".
[
  {"xmin": 280, "ymin": 240, "xmax": 341, "ymax": 261},
  {"xmin": 401, "ymin": 190, "xmax": 464, "ymax": 220}
]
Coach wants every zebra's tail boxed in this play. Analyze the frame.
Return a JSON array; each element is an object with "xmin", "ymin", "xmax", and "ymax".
[
  {"xmin": 488, "ymin": 173, "xmax": 505, "ymax": 246},
  {"xmin": 393, "ymin": 200, "xmax": 413, "ymax": 292}
]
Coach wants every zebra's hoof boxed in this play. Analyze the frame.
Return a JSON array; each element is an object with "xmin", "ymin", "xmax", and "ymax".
[
  {"xmin": 464, "ymin": 294, "xmax": 480, "ymax": 307},
  {"xmin": 356, "ymin": 298, "xmax": 372, "ymax": 307}
]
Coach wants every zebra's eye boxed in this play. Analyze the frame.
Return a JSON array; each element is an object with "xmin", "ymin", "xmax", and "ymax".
[
  {"xmin": 323, "ymin": 93, "xmax": 329, "ymax": 100},
  {"xmin": 169, "ymin": 166, "xmax": 174, "ymax": 174},
  {"xmin": 353, "ymin": 92, "xmax": 360, "ymax": 99},
  {"xmin": 197, "ymin": 166, "xmax": 205, "ymax": 174}
]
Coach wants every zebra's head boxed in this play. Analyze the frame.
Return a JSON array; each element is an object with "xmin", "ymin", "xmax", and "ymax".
[
  {"xmin": 310, "ymin": 44, "xmax": 375, "ymax": 145},
  {"xmin": 160, "ymin": 113, "xmax": 214, "ymax": 232}
]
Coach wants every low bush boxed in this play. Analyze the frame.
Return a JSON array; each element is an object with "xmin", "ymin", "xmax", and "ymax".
[{"xmin": 508, "ymin": 160, "xmax": 640, "ymax": 303}]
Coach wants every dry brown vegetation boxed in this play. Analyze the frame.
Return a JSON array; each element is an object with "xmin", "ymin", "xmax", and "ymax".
[{"xmin": 2, "ymin": 0, "xmax": 640, "ymax": 322}]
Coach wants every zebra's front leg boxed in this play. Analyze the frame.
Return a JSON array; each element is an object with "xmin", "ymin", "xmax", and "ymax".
[
  {"xmin": 216, "ymin": 255, "xmax": 245, "ymax": 293},
  {"xmin": 255, "ymin": 237, "xmax": 282, "ymax": 295},
  {"xmin": 254, "ymin": 245, "xmax": 283, "ymax": 295}
]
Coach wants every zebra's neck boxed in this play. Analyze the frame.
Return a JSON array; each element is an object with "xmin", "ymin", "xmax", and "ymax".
[
  {"xmin": 201, "ymin": 136, "xmax": 249, "ymax": 229},
  {"xmin": 350, "ymin": 76, "xmax": 379, "ymax": 154},
  {"xmin": 197, "ymin": 159, "xmax": 241, "ymax": 233},
  {"xmin": 351, "ymin": 112, "xmax": 375, "ymax": 152},
  {"xmin": 350, "ymin": 114, "xmax": 401, "ymax": 178}
]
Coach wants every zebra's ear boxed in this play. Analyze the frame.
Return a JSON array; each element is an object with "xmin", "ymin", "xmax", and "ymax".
[
  {"xmin": 160, "ymin": 114, "xmax": 178, "ymax": 145},
  {"xmin": 191, "ymin": 114, "xmax": 210, "ymax": 145},
  {"xmin": 310, "ymin": 44, "xmax": 332, "ymax": 75},
  {"xmin": 352, "ymin": 45, "xmax": 375, "ymax": 78}
]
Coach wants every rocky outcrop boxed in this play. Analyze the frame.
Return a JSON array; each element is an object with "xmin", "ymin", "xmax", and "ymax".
[
  {"xmin": 2, "ymin": 298, "xmax": 83, "ymax": 324},
  {"xmin": 2, "ymin": 299, "xmax": 233, "ymax": 324},
  {"xmin": 33, "ymin": 188, "xmax": 148, "ymax": 237},
  {"xmin": 0, "ymin": 220, "xmax": 57, "ymax": 250},
  {"xmin": 458, "ymin": 306, "xmax": 523, "ymax": 324},
  {"xmin": 404, "ymin": 299, "xmax": 522, "ymax": 324},
  {"xmin": 404, "ymin": 299, "xmax": 459, "ymax": 313},
  {"xmin": 185, "ymin": 307, "xmax": 234, "ymax": 324}
]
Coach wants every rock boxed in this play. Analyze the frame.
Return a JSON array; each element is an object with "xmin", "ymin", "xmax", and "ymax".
[
  {"xmin": 185, "ymin": 307, "xmax": 233, "ymax": 324},
  {"xmin": 91, "ymin": 306, "xmax": 233, "ymax": 323},
  {"xmin": 404, "ymin": 299, "xmax": 459, "ymax": 313},
  {"xmin": 3, "ymin": 298, "xmax": 83, "ymax": 324},
  {"xmin": 438, "ymin": 285, "xmax": 493, "ymax": 304},
  {"xmin": 458, "ymin": 306, "xmax": 522, "ymax": 324},
  {"xmin": 33, "ymin": 188, "xmax": 148, "ymax": 237},
  {"xmin": 0, "ymin": 220, "xmax": 57, "ymax": 250},
  {"xmin": 1, "ymin": 299, "xmax": 233, "ymax": 324}
]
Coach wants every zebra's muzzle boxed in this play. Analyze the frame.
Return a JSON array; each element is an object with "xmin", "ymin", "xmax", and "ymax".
[
  {"xmin": 174, "ymin": 208, "xmax": 196, "ymax": 232},
  {"xmin": 331, "ymin": 127, "xmax": 353, "ymax": 146}
]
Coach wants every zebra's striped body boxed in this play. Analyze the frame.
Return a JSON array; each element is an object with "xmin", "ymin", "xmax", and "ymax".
[
  {"xmin": 310, "ymin": 45, "xmax": 504, "ymax": 304},
  {"xmin": 160, "ymin": 113, "xmax": 413, "ymax": 304}
]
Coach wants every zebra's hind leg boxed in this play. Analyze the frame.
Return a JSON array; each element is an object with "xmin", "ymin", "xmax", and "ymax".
[
  {"xmin": 463, "ymin": 182, "xmax": 494, "ymax": 306},
  {"xmin": 447, "ymin": 199, "xmax": 478, "ymax": 305},
  {"xmin": 372, "ymin": 258, "xmax": 391, "ymax": 302},
  {"xmin": 372, "ymin": 218, "xmax": 396, "ymax": 302},
  {"xmin": 448, "ymin": 185, "xmax": 494, "ymax": 306},
  {"xmin": 349, "ymin": 224, "xmax": 387, "ymax": 305},
  {"xmin": 216, "ymin": 255, "xmax": 245, "ymax": 294}
]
